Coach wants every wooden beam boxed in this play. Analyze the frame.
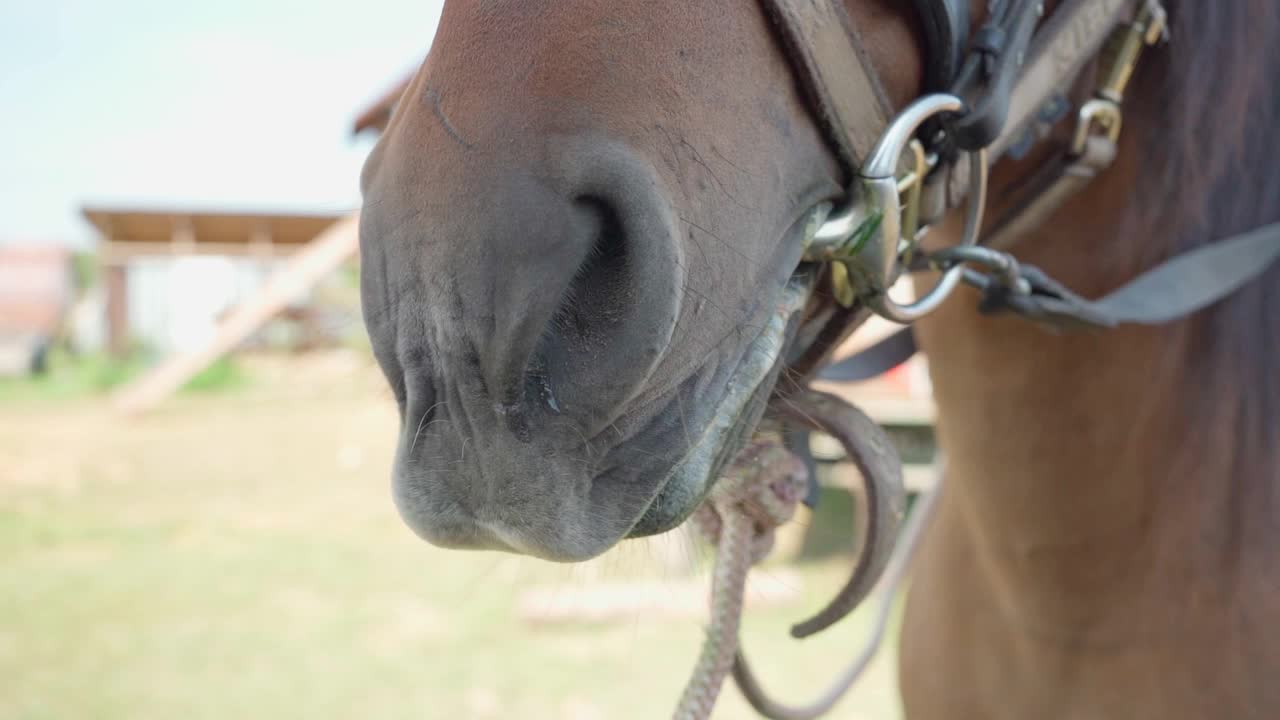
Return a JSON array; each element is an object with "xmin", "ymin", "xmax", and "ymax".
[
  {"xmin": 99, "ymin": 241, "xmax": 304, "ymax": 263},
  {"xmin": 111, "ymin": 213, "xmax": 361, "ymax": 415}
]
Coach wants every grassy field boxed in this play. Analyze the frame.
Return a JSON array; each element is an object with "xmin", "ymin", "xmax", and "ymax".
[{"xmin": 0, "ymin": 351, "xmax": 904, "ymax": 720}]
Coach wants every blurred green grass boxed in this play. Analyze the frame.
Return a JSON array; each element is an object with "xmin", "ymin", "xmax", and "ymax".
[
  {"xmin": 0, "ymin": 350, "xmax": 246, "ymax": 405},
  {"xmin": 0, "ymin": 351, "xmax": 904, "ymax": 720}
]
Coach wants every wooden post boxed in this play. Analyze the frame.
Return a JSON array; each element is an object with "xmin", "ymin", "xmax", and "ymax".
[
  {"xmin": 171, "ymin": 216, "xmax": 197, "ymax": 255},
  {"xmin": 249, "ymin": 223, "xmax": 274, "ymax": 261},
  {"xmin": 105, "ymin": 263, "xmax": 129, "ymax": 357}
]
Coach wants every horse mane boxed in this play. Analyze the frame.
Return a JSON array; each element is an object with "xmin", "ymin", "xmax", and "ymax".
[{"xmin": 1123, "ymin": 0, "xmax": 1280, "ymax": 532}]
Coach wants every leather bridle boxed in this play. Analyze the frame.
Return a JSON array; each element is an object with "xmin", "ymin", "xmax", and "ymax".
[{"xmin": 761, "ymin": 0, "xmax": 1280, "ymax": 382}]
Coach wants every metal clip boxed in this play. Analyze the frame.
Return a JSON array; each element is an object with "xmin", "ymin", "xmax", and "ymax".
[
  {"xmin": 1069, "ymin": 1, "xmax": 1165, "ymax": 158},
  {"xmin": 1070, "ymin": 98, "xmax": 1123, "ymax": 156},
  {"xmin": 1098, "ymin": 0, "xmax": 1168, "ymax": 104}
]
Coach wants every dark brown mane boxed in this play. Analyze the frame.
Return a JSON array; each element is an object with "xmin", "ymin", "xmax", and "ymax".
[{"xmin": 1124, "ymin": 0, "xmax": 1280, "ymax": 505}]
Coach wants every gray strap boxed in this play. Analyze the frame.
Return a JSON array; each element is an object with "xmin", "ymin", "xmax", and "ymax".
[
  {"xmin": 983, "ymin": 136, "xmax": 1118, "ymax": 250},
  {"xmin": 758, "ymin": 0, "xmax": 893, "ymax": 175},
  {"xmin": 822, "ymin": 222, "xmax": 1280, "ymax": 381},
  {"xmin": 973, "ymin": 223, "xmax": 1280, "ymax": 328},
  {"xmin": 1089, "ymin": 222, "xmax": 1280, "ymax": 324}
]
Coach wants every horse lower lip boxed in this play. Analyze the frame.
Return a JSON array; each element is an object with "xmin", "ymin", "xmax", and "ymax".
[{"xmin": 626, "ymin": 276, "xmax": 812, "ymax": 538}]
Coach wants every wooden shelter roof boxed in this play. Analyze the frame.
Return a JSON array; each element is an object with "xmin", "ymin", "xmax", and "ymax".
[{"xmin": 82, "ymin": 207, "xmax": 345, "ymax": 247}]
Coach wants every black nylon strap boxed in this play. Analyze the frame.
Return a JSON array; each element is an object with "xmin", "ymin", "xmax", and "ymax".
[
  {"xmin": 911, "ymin": 0, "xmax": 970, "ymax": 91},
  {"xmin": 948, "ymin": 0, "xmax": 1044, "ymax": 151},
  {"xmin": 819, "ymin": 328, "xmax": 918, "ymax": 382}
]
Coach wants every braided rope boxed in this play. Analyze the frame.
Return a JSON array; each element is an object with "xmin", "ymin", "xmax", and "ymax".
[{"xmin": 672, "ymin": 441, "xmax": 807, "ymax": 720}]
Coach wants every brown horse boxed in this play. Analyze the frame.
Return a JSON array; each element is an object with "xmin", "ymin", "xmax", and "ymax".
[{"xmin": 357, "ymin": 1, "xmax": 1280, "ymax": 717}]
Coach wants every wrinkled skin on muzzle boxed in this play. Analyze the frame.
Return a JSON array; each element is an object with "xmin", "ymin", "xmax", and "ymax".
[{"xmin": 358, "ymin": 0, "xmax": 920, "ymax": 561}]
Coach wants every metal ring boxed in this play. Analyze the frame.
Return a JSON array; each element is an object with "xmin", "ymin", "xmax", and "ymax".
[
  {"xmin": 869, "ymin": 147, "xmax": 988, "ymax": 323},
  {"xmin": 807, "ymin": 93, "xmax": 990, "ymax": 324},
  {"xmin": 860, "ymin": 94, "xmax": 963, "ymax": 179},
  {"xmin": 811, "ymin": 94, "xmax": 967, "ymax": 251},
  {"xmin": 930, "ymin": 245, "xmax": 1030, "ymax": 295}
]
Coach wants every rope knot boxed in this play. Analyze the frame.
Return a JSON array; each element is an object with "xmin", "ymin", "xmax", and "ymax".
[{"xmin": 692, "ymin": 438, "xmax": 807, "ymax": 563}]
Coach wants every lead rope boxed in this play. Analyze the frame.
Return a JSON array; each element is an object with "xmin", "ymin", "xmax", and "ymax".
[
  {"xmin": 672, "ymin": 404, "xmax": 933, "ymax": 719},
  {"xmin": 673, "ymin": 439, "xmax": 808, "ymax": 720}
]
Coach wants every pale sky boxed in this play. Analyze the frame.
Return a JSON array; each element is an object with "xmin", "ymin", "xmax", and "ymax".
[{"xmin": 0, "ymin": 0, "xmax": 445, "ymax": 249}]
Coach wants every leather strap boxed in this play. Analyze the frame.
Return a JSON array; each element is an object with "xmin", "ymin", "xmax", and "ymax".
[
  {"xmin": 758, "ymin": 0, "xmax": 894, "ymax": 175},
  {"xmin": 911, "ymin": 0, "xmax": 970, "ymax": 91},
  {"xmin": 983, "ymin": 135, "xmax": 1118, "ymax": 249},
  {"xmin": 993, "ymin": 0, "xmax": 1140, "ymax": 159}
]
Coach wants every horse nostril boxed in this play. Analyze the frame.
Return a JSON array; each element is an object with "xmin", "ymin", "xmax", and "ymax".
[
  {"xmin": 460, "ymin": 142, "xmax": 682, "ymax": 443},
  {"xmin": 517, "ymin": 197, "xmax": 631, "ymax": 428},
  {"xmin": 505, "ymin": 177, "xmax": 679, "ymax": 441},
  {"xmin": 551, "ymin": 197, "xmax": 630, "ymax": 347}
]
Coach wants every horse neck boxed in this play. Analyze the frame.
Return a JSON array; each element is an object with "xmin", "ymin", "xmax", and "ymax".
[{"xmin": 914, "ymin": 10, "xmax": 1280, "ymax": 622}]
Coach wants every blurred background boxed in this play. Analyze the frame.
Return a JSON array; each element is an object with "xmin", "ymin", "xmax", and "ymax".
[{"xmin": 0, "ymin": 2, "xmax": 937, "ymax": 718}]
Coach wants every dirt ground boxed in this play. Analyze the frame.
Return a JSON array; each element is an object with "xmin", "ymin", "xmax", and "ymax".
[{"xmin": 0, "ymin": 350, "xmax": 903, "ymax": 720}]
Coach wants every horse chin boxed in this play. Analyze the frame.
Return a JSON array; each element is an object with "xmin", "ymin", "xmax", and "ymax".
[{"xmin": 625, "ymin": 276, "xmax": 812, "ymax": 538}]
